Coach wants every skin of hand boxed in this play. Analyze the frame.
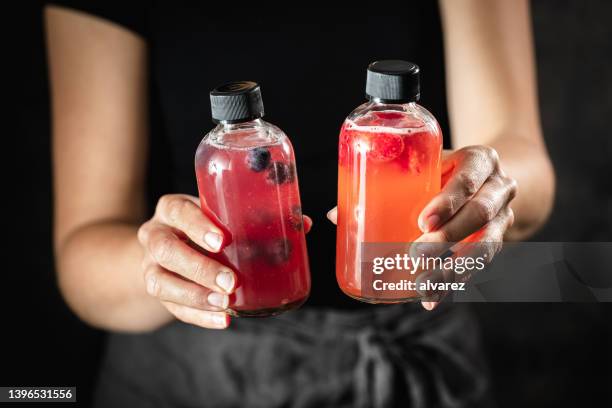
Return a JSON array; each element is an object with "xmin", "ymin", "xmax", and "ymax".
[
  {"xmin": 327, "ymin": 145, "xmax": 516, "ymax": 310},
  {"xmin": 416, "ymin": 147, "xmax": 516, "ymax": 246},
  {"xmin": 137, "ymin": 194, "xmax": 312, "ymax": 329}
]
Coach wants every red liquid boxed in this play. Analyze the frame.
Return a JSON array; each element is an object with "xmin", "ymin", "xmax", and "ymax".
[
  {"xmin": 336, "ymin": 109, "xmax": 442, "ymax": 302},
  {"xmin": 195, "ymin": 133, "xmax": 310, "ymax": 316}
]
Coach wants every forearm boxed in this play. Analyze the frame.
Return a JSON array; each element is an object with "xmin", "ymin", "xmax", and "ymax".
[
  {"xmin": 489, "ymin": 135, "xmax": 555, "ymax": 241},
  {"xmin": 439, "ymin": 0, "xmax": 554, "ymax": 240},
  {"xmin": 56, "ymin": 221, "xmax": 172, "ymax": 332}
]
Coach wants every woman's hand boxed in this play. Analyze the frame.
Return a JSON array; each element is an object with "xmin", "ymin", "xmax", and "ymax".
[
  {"xmin": 414, "ymin": 146, "xmax": 517, "ymax": 309},
  {"xmin": 327, "ymin": 145, "xmax": 517, "ymax": 310},
  {"xmin": 416, "ymin": 146, "xmax": 517, "ymax": 247},
  {"xmin": 137, "ymin": 194, "xmax": 235, "ymax": 329},
  {"xmin": 138, "ymin": 194, "xmax": 312, "ymax": 329}
]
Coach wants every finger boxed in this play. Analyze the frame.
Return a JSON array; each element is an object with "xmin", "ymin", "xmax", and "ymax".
[
  {"xmin": 140, "ymin": 251, "xmax": 156, "ymax": 271},
  {"xmin": 470, "ymin": 206, "xmax": 515, "ymax": 243},
  {"xmin": 144, "ymin": 264, "xmax": 229, "ymax": 311},
  {"xmin": 327, "ymin": 207, "xmax": 337, "ymax": 225},
  {"xmin": 156, "ymin": 194, "xmax": 225, "ymax": 253},
  {"xmin": 418, "ymin": 146, "xmax": 498, "ymax": 233},
  {"xmin": 303, "ymin": 215, "xmax": 313, "ymax": 234},
  {"xmin": 418, "ymin": 174, "xmax": 517, "ymax": 243},
  {"xmin": 420, "ymin": 267, "xmax": 444, "ymax": 310},
  {"xmin": 162, "ymin": 301, "xmax": 230, "ymax": 329},
  {"xmin": 448, "ymin": 208, "xmax": 513, "ymax": 270},
  {"xmin": 414, "ymin": 253, "xmax": 452, "ymax": 303},
  {"xmin": 418, "ymin": 207, "xmax": 514, "ymax": 311},
  {"xmin": 145, "ymin": 224, "xmax": 236, "ymax": 293}
]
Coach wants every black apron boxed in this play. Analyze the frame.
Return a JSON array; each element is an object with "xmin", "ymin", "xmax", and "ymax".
[{"xmin": 94, "ymin": 304, "xmax": 490, "ymax": 407}]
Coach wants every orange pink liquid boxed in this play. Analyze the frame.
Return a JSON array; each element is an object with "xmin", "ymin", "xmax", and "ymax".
[{"xmin": 336, "ymin": 110, "xmax": 442, "ymax": 302}]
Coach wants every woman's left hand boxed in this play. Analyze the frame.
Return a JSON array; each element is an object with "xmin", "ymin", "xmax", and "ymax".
[
  {"xmin": 416, "ymin": 146, "xmax": 517, "ymax": 246},
  {"xmin": 327, "ymin": 145, "xmax": 518, "ymax": 310},
  {"xmin": 415, "ymin": 145, "xmax": 517, "ymax": 309}
]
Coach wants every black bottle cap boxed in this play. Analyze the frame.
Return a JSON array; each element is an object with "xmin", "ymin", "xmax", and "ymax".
[
  {"xmin": 365, "ymin": 60, "xmax": 420, "ymax": 103},
  {"xmin": 210, "ymin": 81, "xmax": 265, "ymax": 123}
]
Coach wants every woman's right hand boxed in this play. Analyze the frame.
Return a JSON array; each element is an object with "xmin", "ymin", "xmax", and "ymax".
[{"xmin": 137, "ymin": 194, "xmax": 235, "ymax": 329}]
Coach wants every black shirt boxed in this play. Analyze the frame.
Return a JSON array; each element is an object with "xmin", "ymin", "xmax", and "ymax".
[{"xmin": 48, "ymin": 2, "xmax": 450, "ymax": 309}]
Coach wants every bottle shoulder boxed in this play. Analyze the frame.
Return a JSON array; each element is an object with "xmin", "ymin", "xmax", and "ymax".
[
  {"xmin": 199, "ymin": 119, "xmax": 288, "ymax": 151},
  {"xmin": 344, "ymin": 101, "xmax": 441, "ymax": 136}
]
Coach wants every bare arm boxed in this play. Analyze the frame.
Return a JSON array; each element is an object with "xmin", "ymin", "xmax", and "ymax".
[
  {"xmin": 46, "ymin": 6, "xmax": 244, "ymax": 332},
  {"xmin": 46, "ymin": 6, "xmax": 170, "ymax": 331},
  {"xmin": 439, "ymin": 0, "xmax": 555, "ymax": 240}
]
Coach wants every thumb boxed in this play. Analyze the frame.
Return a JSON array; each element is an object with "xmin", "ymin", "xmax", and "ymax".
[{"xmin": 326, "ymin": 207, "xmax": 337, "ymax": 225}]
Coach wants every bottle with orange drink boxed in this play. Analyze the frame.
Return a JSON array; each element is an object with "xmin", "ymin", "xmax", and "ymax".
[{"xmin": 336, "ymin": 60, "xmax": 443, "ymax": 303}]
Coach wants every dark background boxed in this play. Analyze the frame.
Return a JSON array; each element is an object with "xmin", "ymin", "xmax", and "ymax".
[{"xmin": 2, "ymin": 1, "xmax": 611, "ymax": 407}]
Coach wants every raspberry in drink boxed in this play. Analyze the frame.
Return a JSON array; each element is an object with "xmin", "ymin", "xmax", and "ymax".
[
  {"xmin": 195, "ymin": 81, "xmax": 310, "ymax": 316},
  {"xmin": 336, "ymin": 61, "xmax": 442, "ymax": 303}
]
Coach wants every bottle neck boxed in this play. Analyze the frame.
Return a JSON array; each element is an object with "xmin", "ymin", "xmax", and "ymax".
[
  {"xmin": 365, "ymin": 100, "xmax": 417, "ymax": 112},
  {"xmin": 367, "ymin": 97, "xmax": 418, "ymax": 106},
  {"xmin": 210, "ymin": 117, "xmax": 278, "ymax": 148},
  {"xmin": 218, "ymin": 117, "xmax": 264, "ymax": 130}
]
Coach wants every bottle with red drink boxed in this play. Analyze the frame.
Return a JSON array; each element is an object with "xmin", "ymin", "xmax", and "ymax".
[
  {"xmin": 336, "ymin": 60, "xmax": 443, "ymax": 303},
  {"xmin": 195, "ymin": 81, "xmax": 310, "ymax": 316}
]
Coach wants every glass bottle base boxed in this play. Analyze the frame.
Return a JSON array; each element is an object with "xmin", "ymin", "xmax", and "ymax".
[
  {"xmin": 341, "ymin": 288, "xmax": 421, "ymax": 304},
  {"xmin": 227, "ymin": 296, "xmax": 308, "ymax": 317}
]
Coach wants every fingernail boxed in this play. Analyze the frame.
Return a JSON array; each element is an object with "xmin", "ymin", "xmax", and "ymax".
[
  {"xmin": 204, "ymin": 231, "xmax": 223, "ymax": 251},
  {"xmin": 212, "ymin": 313, "xmax": 229, "ymax": 327},
  {"xmin": 421, "ymin": 214, "xmax": 440, "ymax": 233},
  {"xmin": 326, "ymin": 209, "xmax": 336, "ymax": 222},
  {"xmin": 422, "ymin": 301, "xmax": 436, "ymax": 311},
  {"xmin": 145, "ymin": 275, "xmax": 157, "ymax": 295},
  {"xmin": 207, "ymin": 292, "xmax": 228, "ymax": 308},
  {"xmin": 216, "ymin": 270, "xmax": 235, "ymax": 293}
]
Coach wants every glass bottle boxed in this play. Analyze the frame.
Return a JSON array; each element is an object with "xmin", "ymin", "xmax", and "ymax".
[
  {"xmin": 336, "ymin": 61, "xmax": 442, "ymax": 303},
  {"xmin": 195, "ymin": 81, "xmax": 310, "ymax": 316}
]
